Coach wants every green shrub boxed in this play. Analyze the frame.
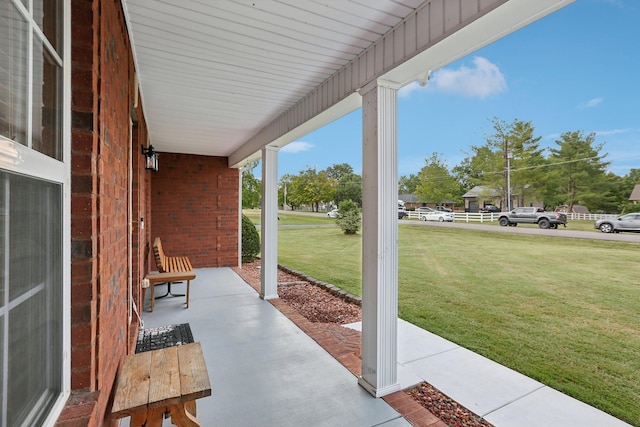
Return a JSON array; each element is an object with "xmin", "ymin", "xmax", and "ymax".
[
  {"xmin": 336, "ymin": 200, "xmax": 361, "ymax": 235},
  {"xmin": 241, "ymin": 214, "xmax": 260, "ymax": 262}
]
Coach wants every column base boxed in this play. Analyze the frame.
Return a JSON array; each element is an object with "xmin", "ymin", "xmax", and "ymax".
[
  {"xmin": 358, "ymin": 377, "xmax": 401, "ymax": 398},
  {"xmin": 260, "ymin": 292, "xmax": 278, "ymax": 300}
]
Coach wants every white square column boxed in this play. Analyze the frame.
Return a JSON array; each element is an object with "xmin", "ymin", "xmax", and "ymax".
[
  {"xmin": 260, "ymin": 146, "xmax": 279, "ymax": 300},
  {"xmin": 358, "ymin": 80, "xmax": 401, "ymax": 397}
]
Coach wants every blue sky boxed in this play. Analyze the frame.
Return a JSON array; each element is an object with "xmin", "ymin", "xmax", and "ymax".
[{"xmin": 275, "ymin": 0, "xmax": 640, "ymax": 180}]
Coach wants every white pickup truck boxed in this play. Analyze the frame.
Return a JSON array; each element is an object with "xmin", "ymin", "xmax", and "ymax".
[{"xmin": 498, "ymin": 207, "xmax": 567, "ymax": 229}]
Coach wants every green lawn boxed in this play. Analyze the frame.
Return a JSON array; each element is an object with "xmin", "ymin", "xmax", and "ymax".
[
  {"xmin": 271, "ymin": 221, "xmax": 640, "ymax": 426},
  {"xmin": 243, "ymin": 209, "xmax": 336, "ymax": 226}
]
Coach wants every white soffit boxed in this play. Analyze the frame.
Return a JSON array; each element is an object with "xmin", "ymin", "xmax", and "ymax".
[{"xmin": 122, "ymin": 0, "xmax": 573, "ymax": 165}]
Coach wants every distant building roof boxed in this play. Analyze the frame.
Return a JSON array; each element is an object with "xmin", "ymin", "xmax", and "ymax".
[
  {"xmin": 398, "ymin": 194, "xmax": 420, "ymax": 203},
  {"xmin": 462, "ymin": 185, "xmax": 501, "ymax": 198},
  {"xmin": 629, "ymin": 184, "xmax": 640, "ymax": 201}
]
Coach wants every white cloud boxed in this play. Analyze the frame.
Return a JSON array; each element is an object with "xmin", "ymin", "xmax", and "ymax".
[
  {"xmin": 579, "ymin": 97, "xmax": 604, "ymax": 109},
  {"xmin": 398, "ymin": 81, "xmax": 422, "ymax": 98},
  {"xmin": 431, "ymin": 56, "xmax": 507, "ymax": 98},
  {"xmin": 280, "ymin": 141, "xmax": 313, "ymax": 153},
  {"xmin": 594, "ymin": 128, "xmax": 634, "ymax": 136}
]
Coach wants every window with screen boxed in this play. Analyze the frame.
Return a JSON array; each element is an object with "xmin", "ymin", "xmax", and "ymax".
[{"xmin": 0, "ymin": 1, "xmax": 67, "ymax": 425}]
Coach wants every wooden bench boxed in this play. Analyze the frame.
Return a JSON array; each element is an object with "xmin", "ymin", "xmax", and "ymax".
[
  {"xmin": 148, "ymin": 237, "xmax": 195, "ymax": 311},
  {"xmin": 112, "ymin": 342, "xmax": 211, "ymax": 427}
]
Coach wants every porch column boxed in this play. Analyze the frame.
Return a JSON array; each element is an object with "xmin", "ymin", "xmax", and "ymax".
[
  {"xmin": 238, "ymin": 168, "xmax": 243, "ymax": 267},
  {"xmin": 260, "ymin": 146, "xmax": 278, "ymax": 300},
  {"xmin": 358, "ymin": 80, "xmax": 401, "ymax": 397}
]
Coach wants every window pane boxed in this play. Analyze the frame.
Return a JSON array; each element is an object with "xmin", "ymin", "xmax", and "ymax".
[
  {"xmin": 34, "ymin": 0, "xmax": 63, "ymax": 55},
  {"xmin": 0, "ymin": 2, "xmax": 29, "ymax": 145},
  {"xmin": 32, "ymin": 41, "xmax": 63, "ymax": 160},
  {"xmin": 2, "ymin": 171, "xmax": 62, "ymax": 426}
]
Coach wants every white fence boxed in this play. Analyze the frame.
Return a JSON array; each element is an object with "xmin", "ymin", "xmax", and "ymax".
[{"xmin": 406, "ymin": 212, "xmax": 619, "ymax": 223}]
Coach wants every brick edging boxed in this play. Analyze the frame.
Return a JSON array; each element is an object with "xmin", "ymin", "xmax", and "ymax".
[{"xmin": 277, "ymin": 264, "xmax": 362, "ymax": 307}]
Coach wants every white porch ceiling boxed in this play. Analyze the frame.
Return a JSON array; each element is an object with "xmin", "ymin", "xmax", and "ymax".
[{"xmin": 121, "ymin": 0, "xmax": 573, "ymax": 166}]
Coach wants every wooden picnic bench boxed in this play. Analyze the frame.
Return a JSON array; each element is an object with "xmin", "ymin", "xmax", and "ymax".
[
  {"xmin": 147, "ymin": 237, "xmax": 195, "ymax": 312},
  {"xmin": 111, "ymin": 342, "xmax": 211, "ymax": 427}
]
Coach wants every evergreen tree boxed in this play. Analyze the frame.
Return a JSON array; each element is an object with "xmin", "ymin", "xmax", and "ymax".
[
  {"xmin": 486, "ymin": 118, "xmax": 546, "ymax": 208},
  {"xmin": 547, "ymin": 131, "xmax": 609, "ymax": 211}
]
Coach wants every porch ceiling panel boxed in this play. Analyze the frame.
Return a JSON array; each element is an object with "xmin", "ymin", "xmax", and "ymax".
[
  {"xmin": 122, "ymin": 0, "xmax": 573, "ymax": 164},
  {"xmin": 123, "ymin": 0, "xmax": 424, "ymax": 157}
]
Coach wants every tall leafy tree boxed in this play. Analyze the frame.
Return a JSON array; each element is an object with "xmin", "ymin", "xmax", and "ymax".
[
  {"xmin": 626, "ymin": 168, "xmax": 640, "ymax": 186},
  {"xmin": 285, "ymin": 174, "xmax": 307, "ymax": 210},
  {"xmin": 325, "ymin": 163, "xmax": 354, "ymax": 181},
  {"xmin": 334, "ymin": 173, "xmax": 362, "ymax": 207},
  {"xmin": 415, "ymin": 153, "xmax": 461, "ymax": 205},
  {"xmin": 241, "ymin": 160, "xmax": 261, "ymax": 209},
  {"xmin": 295, "ymin": 167, "xmax": 336, "ymax": 212},
  {"xmin": 398, "ymin": 173, "xmax": 420, "ymax": 195},
  {"xmin": 597, "ymin": 172, "xmax": 628, "ymax": 214},
  {"xmin": 547, "ymin": 131, "xmax": 609, "ymax": 211},
  {"xmin": 453, "ymin": 145, "xmax": 502, "ymax": 191}
]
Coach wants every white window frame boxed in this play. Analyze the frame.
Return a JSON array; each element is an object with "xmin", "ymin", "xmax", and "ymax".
[{"xmin": 0, "ymin": 0, "xmax": 71, "ymax": 425}]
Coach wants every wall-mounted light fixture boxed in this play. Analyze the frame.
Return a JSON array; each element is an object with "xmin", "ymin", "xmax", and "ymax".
[
  {"xmin": 418, "ymin": 70, "xmax": 431, "ymax": 87},
  {"xmin": 141, "ymin": 144, "xmax": 159, "ymax": 171}
]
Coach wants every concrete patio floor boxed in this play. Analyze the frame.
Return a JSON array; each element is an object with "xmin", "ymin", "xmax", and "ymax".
[
  {"xmin": 122, "ymin": 267, "xmax": 414, "ymax": 427},
  {"xmin": 120, "ymin": 267, "xmax": 630, "ymax": 427}
]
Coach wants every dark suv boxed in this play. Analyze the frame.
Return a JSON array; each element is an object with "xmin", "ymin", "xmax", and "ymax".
[{"xmin": 480, "ymin": 205, "xmax": 500, "ymax": 213}]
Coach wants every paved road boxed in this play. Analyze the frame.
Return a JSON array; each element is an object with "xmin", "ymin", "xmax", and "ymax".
[
  {"xmin": 275, "ymin": 210, "xmax": 640, "ymax": 243},
  {"xmin": 404, "ymin": 219, "xmax": 640, "ymax": 243}
]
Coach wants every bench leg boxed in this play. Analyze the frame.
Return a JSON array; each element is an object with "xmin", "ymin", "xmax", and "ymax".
[
  {"xmin": 168, "ymin": 402, "xmax": 201, "ymax": 427},
  {"xmin": 186, "ymin": 280, "xmax": 191, "ymax": 309},
  {"xmin": 130, "ymin": 412, "xmax": 147, "ymax": 427},
  {"xmin": 129, "ymin": 407, "xmax": 164, "ymax": 427},
  {"xmin": 185, "ymin": 400, "xmax": 196, "ymax": 417},
  {"xmin": 151, "ymin": 282, "xmax": 155, "ymax": 312}
]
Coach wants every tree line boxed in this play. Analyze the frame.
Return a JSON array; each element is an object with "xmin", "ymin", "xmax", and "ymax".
[{"xmin": 242, "ymin": 118, "xmax": 639, "ymax": 214}]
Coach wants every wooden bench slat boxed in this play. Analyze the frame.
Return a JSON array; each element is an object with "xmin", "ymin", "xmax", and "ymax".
[
  {"xmin": 150, "ymin": 237, "xmax": 196, "ymax": 311},
  {"xmin": 148, "ymin": 346, "xmax": 182, "ymax": 409},
  {"xmin": 146, "ymin": 272, "xmax": 196, "ymax": 284},
  {"xmin": 111, "ymin": 351, "xmax": 152, "ymax": 417},
  {"xmin": 177, "ymin": 343, "xmax": 212, "ymax": 402},
  {"xmin": 112, "ymin": 343, "xmax": 211, "ymax": 425}
]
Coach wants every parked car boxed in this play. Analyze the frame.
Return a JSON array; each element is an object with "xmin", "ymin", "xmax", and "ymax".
[
  {"xmin": 594, "ymin": 213, "xmax": 640, "ymax": 233},
  {"xmin": 398, "ymin": 209, "xmax": 408, "ymax": 219},
  {"xmin": 415, "ymin": 207, "xmax": 434, "ymax": 213},
  {"xmin": 420, "ymin": 210, "xmax": 454, "ymax": 222},
  {"xmin": 327, "ymin": 208, "xmax": 341, "ymax": 218},
  {"xmin": 435, "ymin": 205, "xmax": 452, "ymax": 212},
  {"xmin": 498, "ymin": 207, "xmax": 567, "ymax": 229},
  {"xmin": 480, "ymin": 204, "xmax": 500, "ymax": 213}
]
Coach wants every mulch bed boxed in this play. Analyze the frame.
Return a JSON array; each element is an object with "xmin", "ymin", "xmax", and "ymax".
[{"xmin": 232, "ymin": 260, "xmax": 493, "ymax": 427}]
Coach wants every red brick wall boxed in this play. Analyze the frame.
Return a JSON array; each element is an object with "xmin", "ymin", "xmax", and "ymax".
[
  {"xmin": 151, "ymin": 154, "xmax": 239, "ymax": 268},
  {"xmin": 60, "ymin": 0, "xmax": 144, "ymax": 425},
  {"xmin": 66, "ymin": 0, "xmax": 100, "ymax": 423}
]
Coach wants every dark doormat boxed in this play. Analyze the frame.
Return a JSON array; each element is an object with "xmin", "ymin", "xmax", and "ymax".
[{"xmin": 135, "ymin": 323, "xmax": 194, "ymax": 353}]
